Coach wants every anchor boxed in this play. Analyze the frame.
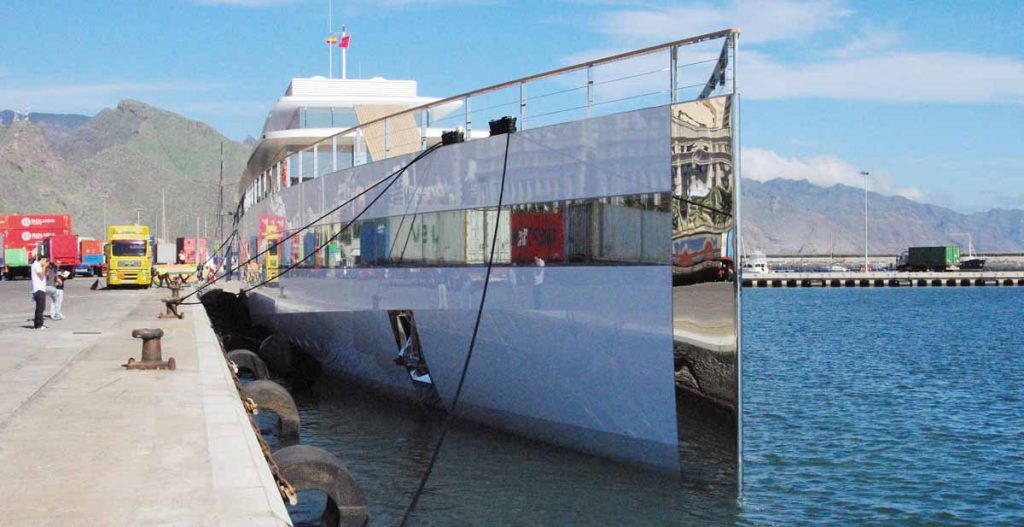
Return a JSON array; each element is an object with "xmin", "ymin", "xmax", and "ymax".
[{"xmin": 123, "ymin": 328, "xmax": 176, "ymax": 370}]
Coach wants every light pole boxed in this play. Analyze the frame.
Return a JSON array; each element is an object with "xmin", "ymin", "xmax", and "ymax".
[{"xmin": 860, "ymin": 171, "xmax": 870, "ymax": 271}]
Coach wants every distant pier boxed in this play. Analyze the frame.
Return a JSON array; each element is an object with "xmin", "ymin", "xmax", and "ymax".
[{"xmin": 742, "ymin": 271, "xmax": 1024, "ymax": 288}]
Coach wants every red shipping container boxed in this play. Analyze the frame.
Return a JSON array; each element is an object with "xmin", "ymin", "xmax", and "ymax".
[
  {"xmin": 6, "ymin": 214, "xmax": 72, "ymax": 231},
  {"xmin": 4, "ymin": 229, "xmax": 72, "ymax": 247},
  {"xmin": 0, "ymin": 214, "xmax": 8, "ymax": 231},
  {"xmin": 40, "ymin": 234, "xmax": 80, "ymax": 267},
  {"xmin": 175, "ymin": 237, "xmax": 210, "ymax": 264},
  {"xmin": 510, "ymin": 211, "xmax": 564, "ymax": 264},
  {"xmin": 80, "ymin": 239, "xmax": 104, "ymax": 256}
]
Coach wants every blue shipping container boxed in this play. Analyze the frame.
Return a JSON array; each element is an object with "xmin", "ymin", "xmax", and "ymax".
[
  {"xmin": 82, "ymin": 254, "xmax": 105, "ymax": 265},
  {"xmin": 359, "ymin": 220, "xmax": 390, "ymax": 265}
]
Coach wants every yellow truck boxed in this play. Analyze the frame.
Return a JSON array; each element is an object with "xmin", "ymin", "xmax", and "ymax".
[{"xmin": 106, "ymin": 225, "xmax": 152, "ymax": 287}]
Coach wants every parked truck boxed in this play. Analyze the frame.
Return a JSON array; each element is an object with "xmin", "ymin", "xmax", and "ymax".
[
  {"xmin": 897, "ymin": 246, "xmax": 962, "ymax": 272},
  {"xmin": 106, "ymin": 225, "xmax": 152, "ymax": 287}
]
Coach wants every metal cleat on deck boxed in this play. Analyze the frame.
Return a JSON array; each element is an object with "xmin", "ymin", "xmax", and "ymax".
[{"xmin": 123, "ymin": 328, "xmax": 176, "ymax": 370}]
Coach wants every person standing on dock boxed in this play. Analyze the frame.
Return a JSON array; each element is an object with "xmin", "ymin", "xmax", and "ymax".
[
  {"xmin": 30, "ymin": 257, "xmax": 48, "ymax": 329},
  {"xmin": 51, "ymin": 270, "xmax": 66, "ymax": 320}
]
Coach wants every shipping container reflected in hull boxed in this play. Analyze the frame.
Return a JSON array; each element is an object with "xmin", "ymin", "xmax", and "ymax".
[{"xmin": 234, "ymin": 32, "xmax": 741, "ymax": 474}]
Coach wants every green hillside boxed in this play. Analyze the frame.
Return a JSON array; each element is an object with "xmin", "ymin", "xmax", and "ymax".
[{"xmin": 0, "ymin": 100, "xmax": 251, "ymax": 241}]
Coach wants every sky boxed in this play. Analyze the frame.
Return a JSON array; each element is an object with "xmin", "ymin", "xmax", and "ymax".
[{"xmin": 1, "ymin": 0, "xmax": 1022, "ymax": 212}]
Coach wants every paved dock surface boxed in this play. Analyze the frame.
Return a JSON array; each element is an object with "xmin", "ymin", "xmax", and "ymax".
[{"xmin": 0, "ymin": 278, "xmax": 290, "ymax": 526}]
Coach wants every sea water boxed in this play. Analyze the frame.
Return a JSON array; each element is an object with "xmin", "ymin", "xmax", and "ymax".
[{"xmin": 272, "ymin": 287, "xmax": 1023, "ymax": 525}]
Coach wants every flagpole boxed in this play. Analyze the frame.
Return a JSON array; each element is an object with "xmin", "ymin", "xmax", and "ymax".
[
  {"xmin": 328, "ymin": 0, "xmax": 333, "ymax": 79},
  {"xmin": 341, "ymin": 25, "xmax": 347, "ymax": 80}
]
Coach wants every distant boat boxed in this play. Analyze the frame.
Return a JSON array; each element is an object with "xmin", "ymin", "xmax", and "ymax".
[{"xmin": 743, "ymin": 250, "xmax": 770, "ymax": 274}]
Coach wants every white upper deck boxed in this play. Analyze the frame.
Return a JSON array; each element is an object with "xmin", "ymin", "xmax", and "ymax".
[{"xmin": 245, "ymin": 76, "xmax": 451, "ymax": 187}]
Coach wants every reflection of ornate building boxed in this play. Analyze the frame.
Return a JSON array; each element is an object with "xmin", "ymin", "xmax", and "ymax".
[
  {"xmin": 671, "ymin": 96, "xmax": 734, "ymax": 236},
  {"xmin": 671, "ymin": 96, "xmax": 733, "ymax": 201}
]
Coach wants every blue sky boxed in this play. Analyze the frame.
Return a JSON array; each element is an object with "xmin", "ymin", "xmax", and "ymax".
[{"xmin": 1, "ymin": 0, "xmax": 1021, "ymax": 212}]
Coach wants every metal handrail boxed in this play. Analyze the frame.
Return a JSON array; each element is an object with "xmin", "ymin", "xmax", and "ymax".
[
  {"xmin": 242, "ymin": 28, "xmax": 738, "ymax": 199},
  {"xmin": 320, "ymin": 28, "xmax": 738, "ymax": 145}
]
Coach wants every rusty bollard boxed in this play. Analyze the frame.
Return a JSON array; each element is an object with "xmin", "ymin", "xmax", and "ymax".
[
  {"xmin": 159, "ymin": 281, "xmax": 184, "ymax": 319},
  {"xmin": 123, "ymin": 328, "xmax": 176, "ymax": 370}
]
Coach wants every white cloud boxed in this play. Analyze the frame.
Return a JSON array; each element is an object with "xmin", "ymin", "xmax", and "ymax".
[
  {"xmin": 742, "ymin": 147, "xmax": 928, "ymax": 202},
  {"xmin": 591, "ymin": 0, "xmax": 851, "ymax": 45},
  {"xmin": 745, "ymin": 50, "xmax": 1024, "ymax": 104},
  {"xmin": 831, "ymin": 25, "xmax": 903, "ymax": 58}
]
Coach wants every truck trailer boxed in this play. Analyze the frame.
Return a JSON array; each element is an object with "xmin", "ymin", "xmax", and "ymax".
[{"xmin": 898, "ymin": 246, "xmax": 962, "ymax": 272}]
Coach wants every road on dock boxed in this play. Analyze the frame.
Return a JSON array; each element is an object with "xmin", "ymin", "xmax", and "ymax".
[{"xmin": 0, "ymin": 278, "xmax": 290, "ymax": 526}]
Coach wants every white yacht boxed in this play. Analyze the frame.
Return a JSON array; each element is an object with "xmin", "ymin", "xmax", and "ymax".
[{"xmin": 234, "ymin": 29, "xmax": 741, "ymax": 471}]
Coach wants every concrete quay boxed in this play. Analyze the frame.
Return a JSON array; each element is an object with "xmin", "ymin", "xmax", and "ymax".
[
  {"xmin": 742, "ymin": 270, "xmax": 1024, "ymax": 288},
  {"xmin": 0, "ymin": 278, "xmax": 291, "ymax": 526}
]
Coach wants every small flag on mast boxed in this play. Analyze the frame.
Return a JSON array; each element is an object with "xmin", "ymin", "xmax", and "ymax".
[
  {"xmin": 325, "ymin": 35, "xmax": 338, "ymax": 45},
  {"xmin": 339, "ymin": 33, "xmax": 350, "ymax": 49}
]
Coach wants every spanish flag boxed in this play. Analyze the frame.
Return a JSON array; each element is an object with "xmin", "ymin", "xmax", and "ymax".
[{"xmin": 325, "ymin": 35, "xmax": 338, "ymax": 45}]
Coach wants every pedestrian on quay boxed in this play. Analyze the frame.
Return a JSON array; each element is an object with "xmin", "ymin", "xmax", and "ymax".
[
  {"xmin": 45, "ymin": 263, "xmax": 59, "ymax": 320},
  {"xmin": 30, "ymin": 256, "xmax": 49, "ymax": 330},
  {"xmin": 51, "ymin": 270, "xmax": 67, "ymax": 320}
]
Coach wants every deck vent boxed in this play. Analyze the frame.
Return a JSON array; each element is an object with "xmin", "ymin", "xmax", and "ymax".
[{"xmin": 488, "ymin": 116, "xmax": 517, "ymax": 136}]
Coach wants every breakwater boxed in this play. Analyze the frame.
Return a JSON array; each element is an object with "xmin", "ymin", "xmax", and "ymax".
[{"xmin": 743, "ymin": 271, "xmax": 1024, "ymax": 288}]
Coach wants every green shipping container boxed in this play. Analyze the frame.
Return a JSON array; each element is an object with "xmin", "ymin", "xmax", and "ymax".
[
  {"xmin": 946, "ymin": 245, "xmax": 961, "ymax": 266},
  {"xmin": 4, "ymin": 248, "xmax": 28, "ymax": 267},
  {"xmin": 907, "ymin": 246, "xmax": 960, "ymax": 270}
]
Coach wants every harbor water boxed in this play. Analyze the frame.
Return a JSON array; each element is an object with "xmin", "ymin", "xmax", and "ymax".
[{"xmin": 267, "ymin": 287, "xmax": 1023, "ymax": 526}]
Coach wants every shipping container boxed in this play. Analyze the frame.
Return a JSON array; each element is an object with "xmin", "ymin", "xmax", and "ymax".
[
  {"xmin": 154, "ymin": 242, "xmax": 176, "ymax": 265},
  {"xmin": 0, "ymin": 234, "xmax": 4, "ymax": 271},
  {"xmin": 3, "ymin": 229, "xmax": 72, "ymax": 258},
  {"xmin": 5, "ymin": 214, "xmax": 71, "ymax": 231},
  {"xmin": 640, "ymin": 208, "xmax": 671, "ymax": 264},
  {"xmin": 82, "ymin": 254, "xmax": 105, "ymax": 266},
  {"xmin": 80, "ymin": 239, "xmax": 104, "ymax": 256},
  {"xmin": 564, "ymin": 202, "xmax": 596, "ymax": 262},
  {"xmin": 597, "ymin": 203, "xmax": 643, "ymax": 262},
  {"xmin": 905, "ymin": 246, "xmax": 961, "ymax": 271},
  {"xmin": 38, "ymin": 234, "xmax": 80, "ymax": 268},
  {"xmin": 465, "ymin": 209, "xmax": 511, "ymax": 264},
  {"xmin": 510, "ymin": 211, "xmax": 565, "ymax": 264},
  {"xmin": 359, "ymin": 219, "xmax": 390, "ymax": 265},
  {"xmin": 387, "ymin": 211, "xmax": 467, "ymax": 264},
  {"xmin": 175, "ymin": 237, "xmax": 210, "ymax": 264},
  {"xmin": 3, "ymin": 248, "xmax": 29, "ymax": 279}
]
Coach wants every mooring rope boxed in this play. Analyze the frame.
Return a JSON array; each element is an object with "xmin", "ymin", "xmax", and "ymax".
[{"xmin": 398, "ymin": 130, "xmax": 513, "ymax": 526}]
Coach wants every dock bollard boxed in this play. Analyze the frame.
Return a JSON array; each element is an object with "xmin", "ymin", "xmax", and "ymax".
[
  {"xmin": 123, "ymin": 328, "xmax": 176, "ymax": 370},
  {"xmin": 159, "ymin": 282, "xmax": 184, "ymax": 319}
]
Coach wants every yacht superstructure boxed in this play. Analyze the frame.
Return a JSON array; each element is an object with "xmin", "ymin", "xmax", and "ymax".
[{"xmin": 233, "ymin": 29, "xmax": 742, "ymax": 472}]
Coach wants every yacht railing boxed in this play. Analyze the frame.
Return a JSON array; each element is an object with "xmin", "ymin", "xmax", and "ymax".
[{"xmin": 243, "ymin": 28, "xmax": 738, "ymax": 210}]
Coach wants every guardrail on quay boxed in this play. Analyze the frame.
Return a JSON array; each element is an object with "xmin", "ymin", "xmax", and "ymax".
[{"xmin": 742, "ymin": 271, "xmax": 1024, "ymax": 288}]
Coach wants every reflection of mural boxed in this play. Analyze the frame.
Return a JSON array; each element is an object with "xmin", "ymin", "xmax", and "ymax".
[{"xmin": 670, "ymin": 95, "xmax": 738, "ymax": 415}]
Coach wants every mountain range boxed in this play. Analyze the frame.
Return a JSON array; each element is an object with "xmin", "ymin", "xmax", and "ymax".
[
  {"xmin": 1, "ymin": 101, "xmax": 1021, "ymax": 253},
  {"xmin": 742, "ymin": 178, "xmax": 1024, "ymax": 254},
  {"xmin": 0, "ymin": 101, "xmax": 250, "ymax": 240}
]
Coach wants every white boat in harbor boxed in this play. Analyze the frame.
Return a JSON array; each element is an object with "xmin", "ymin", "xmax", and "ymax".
[{"xmin": 233, "ymin": 29, "xmax": 741, "ymax": 471}]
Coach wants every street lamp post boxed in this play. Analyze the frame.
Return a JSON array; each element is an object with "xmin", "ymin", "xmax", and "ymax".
[{"xmin": 860, "ymin": 171, "xmax": 870, "ymax": 271}]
